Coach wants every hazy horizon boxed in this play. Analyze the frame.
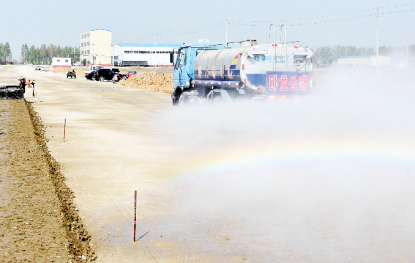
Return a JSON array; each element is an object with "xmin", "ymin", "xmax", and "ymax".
[{"xmin": 1, "ymin": 0, "xmax": 414, "ymax": 60}]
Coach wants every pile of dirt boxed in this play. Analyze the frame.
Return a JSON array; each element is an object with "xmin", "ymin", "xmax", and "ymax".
[
  {"xmin": 53, "ymin": 67, "xmax": 85, "ymax": 77},
  {"xmin": 119, "ymin": 71, "xmax": 174, "ymax": 94},
  {"xmin": 0, "ymin": 99, "xmax": 96, "ymax": 262}
]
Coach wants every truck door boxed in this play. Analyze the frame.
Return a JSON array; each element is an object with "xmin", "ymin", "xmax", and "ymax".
[{"xmin": 173, "ymin": 48, "xmax": 183, "ymax": 87}]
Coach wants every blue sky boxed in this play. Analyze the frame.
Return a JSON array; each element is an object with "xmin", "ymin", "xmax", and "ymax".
[{"xmin": 1, "ymin": 0, "xmax": 414, "ymax": 60}]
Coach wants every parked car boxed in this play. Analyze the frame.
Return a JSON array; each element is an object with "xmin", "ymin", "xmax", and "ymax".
[
  {"xmin": 95, "ymin": 68, "xmax": 116, "ymax": 81},
  {"xmin": 35, "ymin": 66, "xmax": 42, "ymax": 70},
  {"xmin": 112, "ymin": 73, "xmax": 127, "ymax": 84},
  {"xmin": 40, "ymin": 66, "xmax": 48, "ymax": 71},
  {"xmin": 126, "ymin": 70, "xmax": 137, "ymax": 78},
  {"xmin": 86, "ymin": 70, "xmax": 98, "ymax": 80},
  {"xmin": 84, "ymin": 65, "xmax": 104, "ymax": 78}
]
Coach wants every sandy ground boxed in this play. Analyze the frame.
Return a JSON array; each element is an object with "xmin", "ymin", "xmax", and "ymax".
[
  {"xmin": 1, "ymin": 65, "xmax": 414, "ymax": 262},
  {"xmin": 0, "ymin": 99, "xmax": 94, "ymax": 262}
]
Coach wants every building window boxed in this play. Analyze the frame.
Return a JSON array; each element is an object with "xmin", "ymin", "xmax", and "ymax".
[
  {"xmin": 65, "ymin": 60, "xmax": 68, "ymax": 62},
  {"xmin": 87, "ymin": 33, "xmax": 90, "ymax": 37},
  {"xmin": 134, "ymin": 51, "xmax": 139, "ymax": 54},
  {"xmin": 57, "ymin": 60, "xmax": 60, "ymax": 62},
  {"xmin": 87, "ymin": 50, "xmax": 90, "ymax": 54}
]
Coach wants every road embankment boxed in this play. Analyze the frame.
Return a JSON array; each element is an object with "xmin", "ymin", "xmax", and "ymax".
[{"xmin": 0, "ymin": 99, "xmax": 96, "ymax": 262}]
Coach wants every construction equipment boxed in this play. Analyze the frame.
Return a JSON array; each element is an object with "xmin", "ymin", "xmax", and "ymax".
[
  {"xmin": 171, "ymin": 28, "xmax": 313, "ymax": 105},
  {"xmin": 0, "ymin": 78, "xmax": 27, "ymax": 99}
]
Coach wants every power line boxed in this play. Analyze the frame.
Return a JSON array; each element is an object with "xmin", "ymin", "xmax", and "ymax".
[
  {"xmin": 229, "ymin": 3, "xmax": 414, "ymax": 24},
  {"xmin": 123, "ymin": 5, "xmax": 414, "ymax": 44},
  {"xmin": 229, "ymin": 8, "xmax": 414, "ymax": 27},
  {"xmin": 132, "ymin": 21, "xmax": 225, "ymax": 43}
]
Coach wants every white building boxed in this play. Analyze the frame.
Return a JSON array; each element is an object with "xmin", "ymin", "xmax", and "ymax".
[
  {"xmin": 113, "ymin": 43, "xmax": 180, "ymax": 67},
  {"xmin": 52, "ymin": 57, "xmax": 71, "ymax": 68},
  {"xmin": 337, "ymin": 56, "xmax": 391, "ymax": 68},
  {"xmin": 80, "ymin": 29, "xmax": 112, "ymax": 66}
]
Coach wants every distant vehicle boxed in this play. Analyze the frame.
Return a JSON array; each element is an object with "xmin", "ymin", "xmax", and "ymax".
[
  {"xmin": 86, "ymin": 70, "xmax": 98, "ymax": 80},
  {"xmin": 84, "ymin": 65, "xmax": 104, "ymax": 78},
  {"xmin": 126, "ymin": 70, "xmax": 137, "ymax": 78},
  {"xmin": 39, "ymin": 66, "xmax": 48, "ymax": 71},
  {"xmin": 67, "ymin": 71, "xmax": 76, "ymax": 79},
  {"xmin": 112, "ymin": 73, "xmax": 127, "ymax": 84},
  {"xmin": 35, "ymin": 66, "xmax": 42, "ymax": 70},
  {"xmin": 95, "ymin": 68, "xmax": 116, "ymax": 81}
]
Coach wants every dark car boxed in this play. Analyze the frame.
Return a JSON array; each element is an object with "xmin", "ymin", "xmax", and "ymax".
[
  {"xmin": 95, "ymin": 68, "xmax": 116, "ymax": 81},
  {"xmin": 86, "ymin": 70, "xmax": 98, "ymax": 80}
]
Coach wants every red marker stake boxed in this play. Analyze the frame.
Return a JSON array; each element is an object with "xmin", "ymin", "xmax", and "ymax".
[
  {"xmin": 134, "ymin": 190, "xmax": 137, "ymax": 242},
  {"xmin": 63, "ymin": 118, "xmax": 66, "ymax": 141}
]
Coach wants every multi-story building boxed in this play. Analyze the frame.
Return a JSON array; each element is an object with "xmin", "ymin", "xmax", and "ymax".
[
  {"xmin": 113, "ymin": 43, "xmax": 180, "ymax": 67},
  {"xmin": 80, "ymin": 29, "xmax": 112, "ymax": 66}
]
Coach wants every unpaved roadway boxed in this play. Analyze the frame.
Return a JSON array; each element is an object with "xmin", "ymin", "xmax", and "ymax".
[
  {"xmin": 1, "ymin": 66, "xmax": 247, "ymax": 262},
  {"xmin": 1, "ymin": 65, "xmax": 415, "ymax": 263}
]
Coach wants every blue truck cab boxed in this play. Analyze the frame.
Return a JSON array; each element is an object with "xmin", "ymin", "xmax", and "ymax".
[{"xmin": 172, "ymin": 41, "xmax": 239, "ymax": 105}]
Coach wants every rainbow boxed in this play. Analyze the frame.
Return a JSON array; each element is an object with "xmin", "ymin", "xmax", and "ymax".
[{"xmin": 160, "ymin": 141, "xmax": 415, "ymax": 183}]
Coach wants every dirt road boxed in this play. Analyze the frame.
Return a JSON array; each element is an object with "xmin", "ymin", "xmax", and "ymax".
[{"xmin": 2, "ymin": 65, "xmax": 414, "ymax": 262}]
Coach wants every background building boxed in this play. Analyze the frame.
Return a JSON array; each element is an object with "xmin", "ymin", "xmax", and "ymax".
[
  {"xmin": 113, "ymin": 43, "xmax": 180, "ymax": 67},
  {"xmin": 80, "ymin": 29, "xmax": 112, "ymax": 66},
  {"xmin": 337, "ymin": 56, "xmax": 391, "ymax": 68},
  {"xmin": 51, "ymin": 57, "xmax": 71, "ymax": 68}
]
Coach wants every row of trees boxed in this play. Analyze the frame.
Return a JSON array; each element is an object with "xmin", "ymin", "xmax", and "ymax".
[
  {"xmin": 20, "ymin": 44, "xmax": 80, "ymax": 65},
  {"xmin": 312, "ymin": 45, "xmax": 415, "ymax": 65},
  {"xmin": 0, "ymin": 42, "xmax": 12, "ymax": 63}
]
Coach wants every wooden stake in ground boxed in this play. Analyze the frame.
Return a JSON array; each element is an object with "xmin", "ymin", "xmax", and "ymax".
[
  {"xmin": 63, "ymin": 118, "xmax": 66, "ymax": 142},
  {"xmin": 134, "ymin": 190, "xmax": 137, "ymax": 242}
]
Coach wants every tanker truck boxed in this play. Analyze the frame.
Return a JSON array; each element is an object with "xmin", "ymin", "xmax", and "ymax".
[{"xmin": 171, "ymin": 38, "xmax": 313, "ymax": 105}]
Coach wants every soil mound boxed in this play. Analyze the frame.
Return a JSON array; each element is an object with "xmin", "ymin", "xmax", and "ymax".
[{"xmin": 119, "ymin": 71, "xmax": 174, "ymax": 94}]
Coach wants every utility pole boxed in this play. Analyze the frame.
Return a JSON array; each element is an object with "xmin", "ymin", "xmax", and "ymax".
[
  {"xmin": 407, "ymin": 45, "xmax": 409, "ymax": 67},
  {"xmin": 376, "ymin": 9, "xmax": 379, "ymax": 68},
  {"xmin": 226, "ymin": 20, "xmax": 228, "ymax": 46},
  {"xmin": 154, "ymin": 33, "xmax": 157, "ymax": 69},
  {"xmin": 111, "ymin": 41, "xmax": 115, "ymax": 67},
  {"xmin": 92, "ymin": 43, "xmax": 95, "ymax": 65}
]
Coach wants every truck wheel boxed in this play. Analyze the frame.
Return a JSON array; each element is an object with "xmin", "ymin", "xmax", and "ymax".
[{"xmin": 178, "ymin": 92, "xmax": 191, "ymax": 105}]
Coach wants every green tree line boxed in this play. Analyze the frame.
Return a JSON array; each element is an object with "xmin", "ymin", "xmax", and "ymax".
[
  {"xmin": 20, "ymin": 44, "xmax": 80, "ymax": 65},
  {"xmin": 0, "ymin": 42, "xmax": 12, "ymax": 63},
  {"xmin": 312, "ymin": 45, "xmax": 415, "ymax": 65}
]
